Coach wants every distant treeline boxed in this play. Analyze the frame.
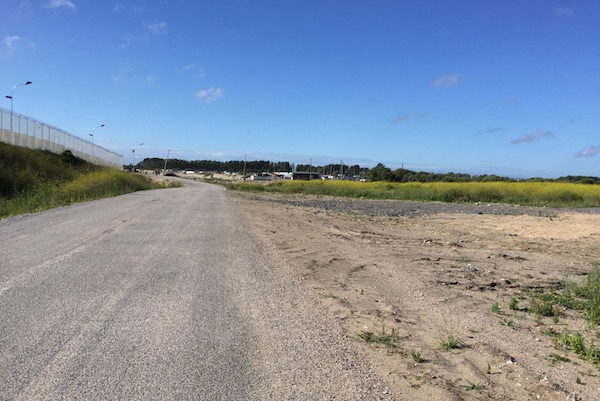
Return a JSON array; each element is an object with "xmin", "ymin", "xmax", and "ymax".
[
  {"xmin": 366, "ymin": 163, "xmax": 600, "ymax": 184},
  {"xmin": 137, "ymin": 158, "xmax": 599, "ymax": 184},
  {"xmin": 138, "ymin": 158, "xmax": 367, "ymax": 177}
]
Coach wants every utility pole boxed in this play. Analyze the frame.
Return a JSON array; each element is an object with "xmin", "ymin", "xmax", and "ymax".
[
  {"xmin": 243, "ymin": 154, "xmax": 247, "ymax": 180},
  {"xmin": 163, "ymin": 149, "xmax": 170, "ymax": 174}
]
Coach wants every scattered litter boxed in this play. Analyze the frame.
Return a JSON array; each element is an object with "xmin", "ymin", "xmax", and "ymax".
[{"xmin": 467, "ymin": 263, "xmax": 480, "ymax": 274}]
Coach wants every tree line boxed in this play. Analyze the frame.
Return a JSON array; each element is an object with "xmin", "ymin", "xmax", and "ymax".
[{"xmin": 135, "ymin": 158, "xmax": 599, "ymax": 184}]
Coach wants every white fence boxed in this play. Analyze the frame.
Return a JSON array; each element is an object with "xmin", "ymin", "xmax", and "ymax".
[{"xmin": 0, "ymin": 107, "xmax": 123, "ymax": 169}]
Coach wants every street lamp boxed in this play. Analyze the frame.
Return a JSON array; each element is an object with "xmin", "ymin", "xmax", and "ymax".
[
  {"xmin": 5, "ymin": 81, "xmax": 32, "ymax": 143},
  {"xmin": 88, "ymin": 124, "xmax": 104, "ymax": 164},
  {"xmin": 132, "ymin": 142, "xmax": 143, "ymax": 172},
  {"xmin": 89, "ymin": 124, "xmax": 104, "ymax": 146}
]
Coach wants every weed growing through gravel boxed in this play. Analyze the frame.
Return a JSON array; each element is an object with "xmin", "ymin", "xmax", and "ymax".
[
  {"xmin": 542, "ymin": 328, "xmax": 600, "ymax": 370},
  {"xmin": 411, "ymin": 350, "xmax": 422, "ymax": 363},
  {"xmin": 501, "ymin": 318, "xmax": 516, "ymax": 329},
  {"xmin": 527, "ymin": 265, "xmax": 600, "ymax": 334},
  {"xmin": 549, "ymin": 353, "xmax": 571, "ymax": 365},
  {"xmin": 358, "ymin": 326, "xmax": 402, "ymax": 351},
  {"xmin": 491, "ymin": 302, "xmax": 500, "ymax": 314},
  {"xmin": 461, "ymin": 380, "xmax": 485, "ymax": 392},
  {"xmin": 439, "ymin": 335, "xmax": 465, "ymax": 351}
]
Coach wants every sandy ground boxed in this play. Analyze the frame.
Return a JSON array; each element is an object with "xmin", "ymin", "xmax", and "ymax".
[{"xmin": 233, "ymin": 192, "xmax": 600, "ymax": 401}]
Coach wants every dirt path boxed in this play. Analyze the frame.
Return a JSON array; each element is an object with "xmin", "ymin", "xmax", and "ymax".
[{"xmin": 234, "ymin": 192, "xmax": 600, "ymax": 401}]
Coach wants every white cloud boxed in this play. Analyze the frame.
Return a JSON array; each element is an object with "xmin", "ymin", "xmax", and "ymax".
[
  {"xmin": 2, "ymin": 35, "xmax": 21, "ymax": 49},
  {"xmin": 431, "ymin": 74, "xmax": 459, "ymax": 87},
  {"xmin": 147, "ymin": 21, "xmax": 167, "ymax": 34},
  {"xmin": 113, "ymin": 4, "xmax": 123, "ymax": 12},
  {"xmin": 392, "ymin": 112, "xmax": 427, "ymax": 124},
  {"xmin": 144, "ymin": 74, "xmax": 156, "ymax": 85},
  {"xmin": 47, "ymin": 0, "xmax": 76, "ymax": 9},
  {"xmin": 511, "ymin": 130, "xmax": 554, "ymax": 144},
  {"xmin": 195, "ymin": 87, "xmax": 224, "ymax": 103},
  {"xmin": 479, "ymin": 127, "xmax": 505, "ymax": 134},
  {"xmin": 555, "ymin": 8, "xmax": 574, "ymax": 17},
  {"xmin": 576, "ymin": 145, "xmax": 600, "ymax": 158}
]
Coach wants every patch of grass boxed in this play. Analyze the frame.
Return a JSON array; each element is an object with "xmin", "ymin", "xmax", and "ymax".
[
  {"xmin": 411, "ymin": 350, "xmax": 422, "ymax": 363},
  {"xmin": 491, "ymin": 302, "xmax": 500, "ymax": 314},
  {"xmin": 461, "ymin": 380, "xmax": 485, "ymax": 392},
  {"xmin": 439, "ymin": 335, "xmax": 465, "ymax": 351},
  {"xmin": 540, "ymin": 327, "xmax": 560, "ymax": 337},
  {"xmin": 529, "ymin": 265, "xmax": 600, "ymax": 329},
  {"xmin": 508, "ymin": 297, "xmax": 519, "ymax": 311},
  {"xmin": 549, "ymin": 353, "xmax": 571, "ymax": 365},
  {"xmin": 583, "ymin": 265, "xmax": 600, "ymax": 327},
  {"xmin": 358, "ymin": 326, "xmax": 403, "ymax": 350},
  {"xmin": 570, "ymin": 332, "xmax": 586, "ymax": 355},
  {"xmin": 501, "ymin": 318, "xmax": 516, "ymax": 329}
]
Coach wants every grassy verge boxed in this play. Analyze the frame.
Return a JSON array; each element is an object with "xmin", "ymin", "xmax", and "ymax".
[
  {"xmin": 0, "ymin": 143, "xmax": 177, "ymax": 218},
  {"xmin": 494, "ymin": 264, "xmax": 600, "ymax": 370},
  {"xmin": 226, "ymin": 180, "xmax": 600, "ymax": 207}
]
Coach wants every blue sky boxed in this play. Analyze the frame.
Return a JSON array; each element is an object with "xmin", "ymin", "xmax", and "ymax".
[{"xmin": 1, "ymin": 1, "xmax": 599, "ymax": 178}]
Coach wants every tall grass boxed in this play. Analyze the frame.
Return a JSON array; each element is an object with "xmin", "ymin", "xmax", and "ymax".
[
  {"xmin": 230, "ymin": 180, "xmax": 600, "ymax": 207},
  {"xmin": 0, "ymin": 143, "xmax": 174, "ymax": 218}
]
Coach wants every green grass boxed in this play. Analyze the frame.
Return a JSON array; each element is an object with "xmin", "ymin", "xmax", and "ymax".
[
  {"xmin": 0, "ymin": 143, "xmax": 176, "ymax": 218},
  {"xmin": 529, "ymin": 265, "xmax": 600, "ymax": 328},
  {"xmin": 411, "ymin": 350, "xmax": 422, "ymax": 363},
  {"xmin": 439, "ymin": 335, "xmax": 465, "ymax": 351},
  {"xmin": 358, "ymin": 326, "xmax": 403, "ymax": 350},
  {"xmin": 529, "ymin": 265, "xmax": 600, "ymax": 370},
  {"xmin": 227, "ymin": 179, "xmax": 600, "ymax": 207}
]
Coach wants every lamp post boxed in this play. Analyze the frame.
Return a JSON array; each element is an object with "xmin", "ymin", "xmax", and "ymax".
[
  {"xmin": 5, "ymin": 81, "xmax": 32, "ymax": 143},
  {"xmin": 89, "ymin": 124, "xmax": 104, "ymax": 146},
  {"xmin": 88, "ymin": 124, "xmax": 104, "ymax": 164},
  {"xmin": 132, "ymin": 142, "xmax": 143, "ymax": 172}
]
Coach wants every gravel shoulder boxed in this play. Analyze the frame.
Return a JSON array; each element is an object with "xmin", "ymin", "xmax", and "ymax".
[{"xmin": 233, "ymin": 191, "xmax": 600, "ymax": 401}]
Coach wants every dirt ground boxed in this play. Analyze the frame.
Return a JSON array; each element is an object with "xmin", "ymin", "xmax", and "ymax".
[{"xmin": 233, "ymin": 192, "xmax": 600, "ymax": 401}]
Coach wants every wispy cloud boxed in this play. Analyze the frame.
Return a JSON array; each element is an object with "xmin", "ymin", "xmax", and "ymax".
[
  {"xmin": 182, "ymin": 64, "xmax": 206, "ymax": 79},
  {"xmin": 511, "ymin": 130, "xmax": 554, "ymax": 144},
  {"xmin": 47, "ymin": 0, "xmax": 76, "ymax": 9},
  {"xmin": 392, "ymin": 112, "xmax": 427, "ymax": 124},
  {"xmin": 181, "ymin": 64, "xmax": 195, "ymax": 72},
  {"xmin": 2, "ymin": 35, "xmax": 21, "ymax": 50},
  {"xmin": 195, "ymin": 87, "xmax": 224, "ymax": 103},
  {"xmin": 479, "ymin": 127, "xmax": 505, "ymax": 134},
  {"xmin": 554, "ymin": 8, "xmax": 574, "ymax": 17},
  {"xmin": 144, "ymin": 74, "xmax": 156, "ymax": 85},
  {"xmin": 118, "ymin": 36, "xmax": 133, "ymax": 49},
  {"xmin": 576, "ymin": 145, "xmax": 600, "ymax": 158},
  {"xmin": 113, "ymin": 4, "xmax": 123, "ymax": 12},
  {"xmin": 431, "ymin": 74, "xmax": 459, "ymax": 87},
  {"xmin": 147, "ymin": 21, "xmax": 167, "ymax": 34}
]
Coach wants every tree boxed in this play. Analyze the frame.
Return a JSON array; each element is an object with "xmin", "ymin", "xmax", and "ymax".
[{"xmin": 366, "ymin": 163, "xmax": 393, "ymax": 182}]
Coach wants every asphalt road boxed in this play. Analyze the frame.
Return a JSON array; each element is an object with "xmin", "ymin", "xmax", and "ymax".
[{"xmin": 0, "ymin": 180, "xmax": 395, "ymax": 401}]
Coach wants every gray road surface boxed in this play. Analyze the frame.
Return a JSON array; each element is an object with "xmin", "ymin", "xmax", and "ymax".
[{"xmin": 0, "ymin": 180, "xmax": 395, "ymax": 401}]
